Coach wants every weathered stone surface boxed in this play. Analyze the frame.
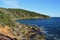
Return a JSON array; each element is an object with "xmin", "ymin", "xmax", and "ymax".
[
  {"xmin": 11, "ymin": 22, "xmax": 45, "ymax": 40},
  {"xmin": 0, "ymin": 34, "xmax": 17, "ymax": 40}
]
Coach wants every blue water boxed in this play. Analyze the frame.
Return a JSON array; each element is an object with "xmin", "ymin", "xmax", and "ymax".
[{"xmin": 16, "ymin": 17, "xmax": 60, "ymax": 40}]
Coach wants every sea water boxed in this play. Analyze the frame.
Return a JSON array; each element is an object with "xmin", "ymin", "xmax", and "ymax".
[{"xmin": 16, "ymin": 17, "xmax": 60, "ymax": 40}]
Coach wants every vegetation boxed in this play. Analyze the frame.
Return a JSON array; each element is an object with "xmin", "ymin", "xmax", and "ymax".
[
  {"xmin": 7, "ymin": 8, "xmax": 50, "ymax": 19},
  {"xmin": 0, "ymin": 11, "xmax": 15, "ymax": 26},
  {"xmin": 0, "ymin": 7, "xmax": 50, "ymax": 26}
]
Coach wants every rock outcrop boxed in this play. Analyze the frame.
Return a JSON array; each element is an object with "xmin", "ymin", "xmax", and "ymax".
[
  {"xmin": 0, "ymin": 25, "xmax": 15, "ymax": 38},
  {"xmin": 11, "ymin": 22, "xmax": 45, "ymax": 40},
  {"xmin": 0, "ymin": 23, "xmax": 45, "ymax": 40},
  {"xmin": 0, "ymin": 34, "xmax": 17, "ymax": 40}
]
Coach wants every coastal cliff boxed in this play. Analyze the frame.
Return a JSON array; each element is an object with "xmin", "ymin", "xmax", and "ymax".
[{"xmin": 0, "ymin": 7, "xmax": 49, "ymax": 40}]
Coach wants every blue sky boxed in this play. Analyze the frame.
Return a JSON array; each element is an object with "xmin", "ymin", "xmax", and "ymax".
[{"xmin": 0, "ymin": 0, "xmax": 60, "ymax": 17}]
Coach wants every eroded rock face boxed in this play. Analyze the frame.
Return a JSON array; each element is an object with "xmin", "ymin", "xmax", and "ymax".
[
  {"xmin": 0, "ymin": 25, "xmax": 15, "ymax": 38},
  {"xmin": 0, "ymin": 34, "xmax": 17, "ymax": 40},
  {"xmin": 0, "ymin": 25, "xmax": 17, "ymax": 40}
]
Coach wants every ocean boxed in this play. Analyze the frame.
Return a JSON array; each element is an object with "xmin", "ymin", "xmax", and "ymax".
[{"xmin": 16, "ymin": 17, "xmax": 60, "ymax": 40}]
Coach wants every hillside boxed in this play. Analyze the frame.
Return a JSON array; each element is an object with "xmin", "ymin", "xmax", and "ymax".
[
  {"xmin": 0, "ymin": 8, "xmax": 50, "ymax": 26},
  {"xmin": 0, "ymin": 8, "xmax": 50, "ymax": 20},
  {"xmin": 0, "ymin": 11, "xmax": 15, "ymax": 26},
  {"xmin": 7, "ymin": 8, "xmax": 50, "ymax": 19},
  {"xmin": 0, "ymin": 7, "xmax": 49, "ymax": 40}
]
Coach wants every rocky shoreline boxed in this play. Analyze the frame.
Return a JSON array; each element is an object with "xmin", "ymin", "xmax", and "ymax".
[
  {"xmin": 0, "ymin": 7, "xmax": 49, "ymax": 40},
  {"xmin": 0, "ymin": 22, "xmax": 45, "ymax": 40},
  {"xmin": 12, "ymin": 22, "xmax": 45, "ymax": 40}
]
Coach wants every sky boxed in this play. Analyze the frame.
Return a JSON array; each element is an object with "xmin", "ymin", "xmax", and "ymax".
[{"xmin": 0, "ymin": 0, "xmax": 60, "ymax": 17}]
